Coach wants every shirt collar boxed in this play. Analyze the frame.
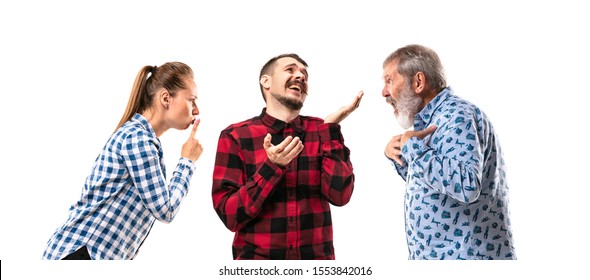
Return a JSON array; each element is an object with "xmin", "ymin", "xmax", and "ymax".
[
  {"xmin": 259, "ymin": 108, "xmax": 303, "ymax": 134},
  {"xmin": 132, "ymin": 113, "xmax": 157, "ymax": 137},
  {"xmin": 415, "ymin": 86, "xmax": 453, "ymax": 129}
]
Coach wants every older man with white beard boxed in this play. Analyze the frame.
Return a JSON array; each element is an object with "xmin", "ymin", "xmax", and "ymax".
[{"xmin": 382, "ymin": 44, "xmax": 516, "ymax": 260}]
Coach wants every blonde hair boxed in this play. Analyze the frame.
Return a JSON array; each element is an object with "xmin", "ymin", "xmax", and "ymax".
[{"xmin": 115, "ymin": 62, "xmax": 193, "ymax": 131}]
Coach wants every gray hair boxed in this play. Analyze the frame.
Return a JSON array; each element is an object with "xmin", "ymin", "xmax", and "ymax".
[{"xmin": 383, "ymin": 44, "xmax": 447, "ymax": 90}]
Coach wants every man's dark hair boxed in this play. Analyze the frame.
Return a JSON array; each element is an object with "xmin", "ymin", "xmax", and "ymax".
[{"xmin": 259, "ymin": 53, "xmax": 308, "ymax": 101}]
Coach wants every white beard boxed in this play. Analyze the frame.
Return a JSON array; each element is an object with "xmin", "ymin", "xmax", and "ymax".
[
  {"xmin": 395, "ymin": 111, "xmax": 414, "ymax": 129},
  {"xmin": 395, "ymin": 84, "xmax": 422, "ymax": 129}
]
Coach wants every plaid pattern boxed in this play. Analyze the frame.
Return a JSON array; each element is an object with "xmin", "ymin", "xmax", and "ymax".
[
  {"xmin": 212, "ymin": 109, "xmax": 355, "ymax": 260},
  {"xmin": 43, "ymin": 113, "xmax": 195, "ymax": 260}
]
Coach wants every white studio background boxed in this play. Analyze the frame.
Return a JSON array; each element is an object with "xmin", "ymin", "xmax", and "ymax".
[{"xmin": 0, "ymin": 0, "xmax": 587, "ymax": 279}]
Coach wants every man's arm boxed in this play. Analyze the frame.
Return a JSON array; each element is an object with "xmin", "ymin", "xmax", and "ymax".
[
  {"xmin": 211, "ymin": 131, "xmax": 302, "ymax": 232},
  {"xmin": 403, "ymin": 112, "xmax": 484, "ymax": 203},
  {"xmin": 318, "ymin": 124, "xmax": 355, "ymax": 206},
  {"xmin": 319, "ymin": 91, "xmax": 363, "ymax": 206}
]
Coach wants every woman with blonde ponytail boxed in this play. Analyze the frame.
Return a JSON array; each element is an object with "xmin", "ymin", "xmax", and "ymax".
[{"xmin": 42, "ymin": 62, "xmax": 203, "ymax": 260}]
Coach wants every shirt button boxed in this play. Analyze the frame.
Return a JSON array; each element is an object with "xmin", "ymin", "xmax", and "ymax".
[
  {"xmin": 289, "ymin": 217, "xmax": 294, "ymax": 222},
  {"xmin": 290, "ymin": 245, "xmax": 293, "ymax": 250}
]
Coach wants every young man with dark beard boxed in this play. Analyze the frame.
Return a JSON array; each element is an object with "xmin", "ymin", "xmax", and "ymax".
[{"xmin": 212, "ymin": 53, "xmax": 363, "ymax": 260}]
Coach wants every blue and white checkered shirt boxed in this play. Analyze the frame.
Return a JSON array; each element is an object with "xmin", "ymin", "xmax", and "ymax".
[{"xmin": 43, "ymin": 113, "xmax": 195, "ymax": 260}]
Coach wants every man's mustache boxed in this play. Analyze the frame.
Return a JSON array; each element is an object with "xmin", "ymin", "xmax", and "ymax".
[{"xmin": 287, "ymin": 80, "xmax": 308, "ymax": 95}]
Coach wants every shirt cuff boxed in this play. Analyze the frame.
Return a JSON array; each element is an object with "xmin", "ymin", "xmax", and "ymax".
[
  {"xmin": 174, "ymin": 157, "xmax": 196, "ymax": 182},
  {"xmin": 259, "ymin": 159, "xmax": 284, "ymax": 181}
]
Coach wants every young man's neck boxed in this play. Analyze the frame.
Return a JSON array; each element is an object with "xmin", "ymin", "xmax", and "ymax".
[{"xmin": 265, "ymin": 105, "xmax": 300, "ymax": 123}]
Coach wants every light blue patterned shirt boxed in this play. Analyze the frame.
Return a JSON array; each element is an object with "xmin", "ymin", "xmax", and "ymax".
[
  {"xmin": 391, "ymin": 87, "xmax": 516, "ymax": 260},
  {"xmin": 43, "ymin": 113, "xmax": 195, "ymax": 260}
]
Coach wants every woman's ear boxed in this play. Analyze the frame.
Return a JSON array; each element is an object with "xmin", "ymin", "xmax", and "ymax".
[{"xmin": 159, "ymin": 89, "xmax": 171, "ymax": 109}]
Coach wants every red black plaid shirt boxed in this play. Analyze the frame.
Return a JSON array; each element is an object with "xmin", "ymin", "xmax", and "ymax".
[{"xmin": 212, "ymin": 109, "xmax": 355, "ymax": 260}]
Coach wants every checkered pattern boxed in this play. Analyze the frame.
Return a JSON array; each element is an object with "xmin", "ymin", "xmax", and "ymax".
[
  {"xmin": 212, "ymin": 109, "xmax": 355, "ymax": 260},
  {"xmin": 391, "ymin": 87, "xmax": 516, "ymax": 259},
  {"xmin": 42, "ymin": 113, "xmax": 195, "ymax": 260}
]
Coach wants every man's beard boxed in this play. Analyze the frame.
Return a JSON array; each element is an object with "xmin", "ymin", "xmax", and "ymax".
[
  {"xmin": 272, "ymin": 92, "xmax": 304, "ymax": 110},
  {"xmin": 391, "ymin": 83, "xmax": 422, "ymax": 129}
]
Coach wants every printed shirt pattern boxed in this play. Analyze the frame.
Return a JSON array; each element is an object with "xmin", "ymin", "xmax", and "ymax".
[
  {"xmin": 43, "ymin": 113, "xmax": 195, "ymax": 260},
  {"xmin": 392, "ymin": 87, "xmax": 516, "ymax": 260},
  {"xmin": 212, "ymin": 109, "xmax": 354, "ymax": 260}
]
